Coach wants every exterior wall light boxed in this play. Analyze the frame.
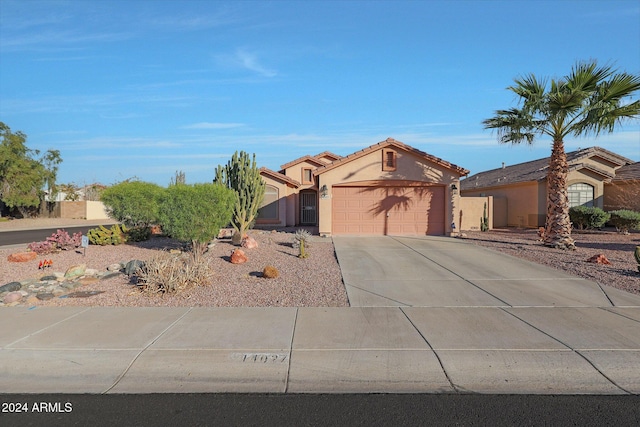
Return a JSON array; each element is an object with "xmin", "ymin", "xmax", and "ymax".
[
  {"xmin": 320, "ymin": 184, "xmax": 329, "ymax": 198},
  {"xmin": 451, "ymin": 184, "xmax": 458, "ymax": 195}
]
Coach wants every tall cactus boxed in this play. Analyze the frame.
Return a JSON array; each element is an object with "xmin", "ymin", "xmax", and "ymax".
[{"xmin": 214, "ymin": 151, "xmax": 265, "ymax": 244}]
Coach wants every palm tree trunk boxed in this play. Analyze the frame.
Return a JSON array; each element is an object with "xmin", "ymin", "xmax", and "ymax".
[{"xmin": 544, "ymin": 139, "xmax": 576, "ymax": 249}]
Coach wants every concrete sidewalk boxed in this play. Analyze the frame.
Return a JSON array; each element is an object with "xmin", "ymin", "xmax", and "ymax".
[{"xmin": 1, "ymin": 235, "xmax": 639, "ymax": 394}]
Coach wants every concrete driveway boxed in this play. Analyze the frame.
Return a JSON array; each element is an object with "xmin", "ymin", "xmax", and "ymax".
[{"xmin": 333, "ymin": 235, "xmax": 639, "ymax": 307}]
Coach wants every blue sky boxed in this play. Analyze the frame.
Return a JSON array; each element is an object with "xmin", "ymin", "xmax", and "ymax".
[{"xmin": 1, "ymin": 0, "xmax": 639, "ymax": 187}]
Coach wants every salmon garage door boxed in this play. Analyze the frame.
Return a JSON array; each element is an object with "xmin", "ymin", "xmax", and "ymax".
[{"xmin": 332, "ymin": 185, "xmax": 445, "ymax": 235}]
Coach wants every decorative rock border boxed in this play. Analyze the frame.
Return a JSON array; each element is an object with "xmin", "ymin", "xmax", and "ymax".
[{"xmin": 0, "ymin": 263, "xmax": 128, "ymax": 307}]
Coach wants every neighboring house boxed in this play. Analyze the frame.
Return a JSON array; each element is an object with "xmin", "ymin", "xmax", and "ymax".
[
  {"xmin": 258, "ymin": 138, "xmax": 469, "ymax": 236},
  {"xmin": 460, "ymin": 147, "xmax": 634, "ymax": 228},
  {"xmin": 604, "ymin": 162, "xmax": 640, "ymax": 211}
]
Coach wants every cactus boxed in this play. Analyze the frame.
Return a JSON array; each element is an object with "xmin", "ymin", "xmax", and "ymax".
[
  {"xmin": 480, "ymin": 202, "xmax": 489, "ymax": 232},
  {"xmin": 292, "ymin": 229, "xmax": 311, "ymax": 258},
  {"xmin": 87, "ymin": 224, "xmax": 129, "ymax": 245},
  {"xmin": 214, "ymin": 151, "xmax": 266, "ymax": 245},
  {"xmin": 635, "ymin": 246, "xmax": 640, "ymax": 273}
]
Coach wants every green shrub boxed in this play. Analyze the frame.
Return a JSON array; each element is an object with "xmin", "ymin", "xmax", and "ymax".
[
  {"xmin": 87, "ymin": 224, "xmax": 128, "ymax": 245},
  {"xmin": 126, "ymin": 226, "xmax": 152, "ymax": 242},
  {"xmin": 569, "ymin": 206, "xmax": 611, "ymax": 230},
  {"xmin": 609, "ymin": 210, "xmax": 640, "ymax": 233},
  {"xmin": 100, "ymin": 181, "xmax": 164, "ymax": 227},
  {"xmin": 157, "ymin": 183, "xmax": 235, "ymax": 245}
]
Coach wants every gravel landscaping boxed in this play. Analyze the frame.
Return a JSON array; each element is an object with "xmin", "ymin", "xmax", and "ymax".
[
  {"xmin": 0, "ymin": 226, "xmax": 349, "ymax": 308},
  {"xmin": 462, "ymin": 228, "xmax": 640, "ymax": 295},
  {"xmin": 2, "ymin": 218, "xmax": 639, "ymax": 307}
]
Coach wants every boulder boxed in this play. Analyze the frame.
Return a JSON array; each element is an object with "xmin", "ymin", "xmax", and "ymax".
[
  {"xmin": 3, "ymin": 292, "xmax": 22, "ymax": 304},
  {"xmin": 230, "ymin": 249, "xmax": 248, "ymax": 264},
  {"xmin": 587, "ymin": 254, "xmax": 612, "ymax": 265},
  {"xmin": 125, "ymin": 260, "xmax": 145, "ymax": 276},
  {"xmin": 64, "ymin": 264, "xmax": 87, "ymax": 279},
  {"xmin": 241, "ymin": 236, "xmax": 258, "ymax": 249},
  {"xmin": 0, "ymin": 282, "xmax": 21, "ymax": 293},
  {"xmin": 107, "ymin": 263, "xmax": 122, "ymax": 272},
  {"xmin": 36, "ymin": 292, "xmax": 55, "ymax": 301},
  {"xmin": 7, "ymin": 252, "xmax": 37, "ymax": 262}
]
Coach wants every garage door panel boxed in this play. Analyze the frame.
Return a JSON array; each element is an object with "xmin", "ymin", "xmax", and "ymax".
[{"xmin": 332, "ymin": 185, "xmax": 445, "ymax": 236}]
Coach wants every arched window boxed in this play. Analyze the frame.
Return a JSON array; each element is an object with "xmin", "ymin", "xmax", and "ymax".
[
  {"xmin": 258, "ymin": 185, "xmax": 278, "ymax": 219},
  {"xmin": 568, "ymin": 183, "xmax": 594, "ymax": 208}
]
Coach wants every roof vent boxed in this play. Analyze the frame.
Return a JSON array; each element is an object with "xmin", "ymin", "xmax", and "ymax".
[{"xmin": 502, "ymin": 162, "xmax": 505, "ymax": 169}]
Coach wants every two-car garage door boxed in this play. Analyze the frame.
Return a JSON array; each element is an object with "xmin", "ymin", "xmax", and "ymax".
[{"xmin": 332, "ymin": 185, "xmax": 445, "ymax": 235}]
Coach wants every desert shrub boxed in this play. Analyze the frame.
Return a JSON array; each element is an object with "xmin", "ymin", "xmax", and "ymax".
[
  {"xmin": 609, "ymin": 210, "xmax": 640, "ymax": 233},
  {"xmin": 137, "ymin": 249, "xmax": 211, "ymax": 294},
  {"xmin": 27, "ymin": 229, "xmax": 81, "ymax": 254},
  {"xmin": 569, "ymin": 206, "xmax": 611, "ymax": 230},
  {"xmin": 126, "ymin": 226, "xmax": 152, "ymax": 242},
  {"xmin": 87, "ymin": 224, "xmax": 128, "ymax": 245},
  {"xmin": 292, "ymin": 228, "xmax": 312, "ymax": 258},
  {"xmin": 100, "ymin": 181, "xmax": 164, "ymax": 227},
  {"xmin": 262, "ymin": 265, "xmax": 279, "ymax": 279},
  {"xmin": 157, "ymin": 183, "xmax": 234, "ymax": 246}
]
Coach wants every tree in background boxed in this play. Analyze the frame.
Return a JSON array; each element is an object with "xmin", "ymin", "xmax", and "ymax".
[
  {"xmin": 169, "ymin": 170, "xmax": 186, "ymax": 186},
  {"xmin": 158, "ymin": 183, "xmax": 235, "ymax": 251},
  {"xmin": 483, "ymin": 61, "xmax": 640, "ymax": 249},
  {"xmin": 100, "ymin": 180, "xmax": 164, "ymax": 228},
  {"xmin": 0, "ymin": 122, "xmax": 62, "ymax": 217},
  {"xmin": 214, "ymin": 151, "xmax": 265, "ymax": 244}
]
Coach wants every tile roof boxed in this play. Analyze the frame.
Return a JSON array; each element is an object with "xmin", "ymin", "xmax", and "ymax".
[
  {"xmin": 279, "ymin": 155, "xmax": 326, "ymax": 171},
  {"xmin": 313, "ymin": 138, "xmax": 470, "ymax": 176},
  {"xmin": 461, "ymin": 146, "xmax": 634, "ymax": 190},
  {"xmin": 612, "ymin": 162, "xmax": 640, "ymax": 181},
  {"xmin": 314, "ymin": 151, "xmax": 342, "ymax": 161},
  {"xmin": 259, "ymin": 167, "xmax": 300, "ymax": 187}
]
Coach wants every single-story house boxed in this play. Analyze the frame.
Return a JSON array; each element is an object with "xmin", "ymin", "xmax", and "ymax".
[
  {"xmin": 257, "ymin": 138, "xmax": 470, "ymax": 236},
  {"xmin": 460, "ymin": 147, "xmax": 635, "ymax": 228},
  {"xmin": 604, "ymin": 162, "xmax": 640, "ymax": 211}
]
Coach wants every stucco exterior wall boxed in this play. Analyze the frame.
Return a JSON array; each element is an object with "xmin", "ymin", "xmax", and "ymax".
[
  {"xmin": 85, "ymin": 201, "xmax": 110, "ymax": 220},
  {"xmin": 462, "ymin": 182, "xmax": 539, "ymax": 228},
  {"xmin": 604, "ymin": 181, "xmax": 640, "ymax": 211},
  {"xmin": 459, "ymin": 196, "xmax": 493, "ymax": 231},
  {"xmin": 257, "ymin": 178, "xmax": 297, "ymax": 227},
  {"xmin": 317, "ymin": 147, "xmax": 462, "ymax": 236}
]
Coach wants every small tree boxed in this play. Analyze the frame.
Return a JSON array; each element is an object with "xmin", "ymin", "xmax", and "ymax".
[
  {"xmin": 0, "ymin": 122, "xmax": 62, "ymax": 217},
  {"xmin": 214, "ymin": 151, "xmax": 265, "ymax": 244},
  {"xmin": 100, "ymin": 181, "xmax": 164, "ymax": 227},
  {"xmin": 158, "ymin": 183, "xmax": 235, "ymax": 251}
]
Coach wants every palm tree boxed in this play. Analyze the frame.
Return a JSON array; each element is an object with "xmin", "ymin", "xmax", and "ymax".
[{"xmin": 483, "ymin": 61, "xmax": 640, "ymax": 249}]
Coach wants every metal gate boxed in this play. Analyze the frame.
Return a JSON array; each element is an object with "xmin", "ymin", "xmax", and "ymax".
[{"xmin": 300, "ymin": 191, "xmax": 317, "ymax": 224}]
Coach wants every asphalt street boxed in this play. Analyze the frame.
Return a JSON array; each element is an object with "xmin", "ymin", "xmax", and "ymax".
[{"xmin": 0, "ymin": 226, "xmax": 96, "ymax": 247}]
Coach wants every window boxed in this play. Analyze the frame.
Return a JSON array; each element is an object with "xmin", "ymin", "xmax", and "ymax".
[
  {"xmin": 382, "ymin": 149, "xmax": 396, "ymax": 171},
  {"xmin": 302, "ymin": 168, "xmax": 313, "ymax": 184},
  {"xmin": 257, "ymin": 185, "xmax": 278, "ymax": 219},
  {"xmin": 568, "ymin": 183, "xmax": 594, "ymax": 208}
]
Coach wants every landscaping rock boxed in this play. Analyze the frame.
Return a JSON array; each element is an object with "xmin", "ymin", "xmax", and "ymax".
[
  {"xmin": 0, "ymin": 281, "xmax": 22, "ymax": 293},
  {"xmin": 84, "ymin": 268, "xmax": 99, "ymax": 276},
  {"xmin": 107, "ymin": 263, "xmax": 122, "ymax": 272},
  {"xmin": 3, "ymin": 292, "xmax": 23, "ymax": 304},
  {"xmin": 587, "ymin": 254, "xmax": 612, "ymax": 265},
  {"xmin": 64, "ymin": 264, "xmax": 87, "ymax": 279},
  {"xmin": 40, "ymin": 275, "xmax": 57, "ymax": 281},
  {"xmin": 125, "ymin": 260, "xmax": 145, "ymax": 276},
  {"xmin": 241, "ymin": 236, "xmax": 258, "ymax": 249},
  {"xmin": 7, "ymin": 252, "xmax": 37, "ymax": 262},
  {"xmin": 100, "ymin": 272, "xmax": 122, "ymax": 280},
  {"xmin": 230, "ymin": 249, "xmax": 248, "ymax": 264},
  {"xmin": 36, "ymin": 292, "xmax": 55, "ymax": 301},
  {"xmin": 79, "ymin": 277, "xmax": 99, "ymax": 286}
]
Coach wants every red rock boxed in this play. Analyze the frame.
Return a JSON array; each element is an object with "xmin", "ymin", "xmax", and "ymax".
[
  {"xmin": 241, "ymin": 236, "xmax": 258, "ymax": 249},
  {"xmin": 3, "ymin": 291, "xmax": 22, "ymax": 304},
  {"xmin": 230, "ymin": 249, "xmax": 248, "ymax": 264},
  {"xmin": 587, "ymin": 254, "xmax": 612, "ymax": 265},
  {"xmin": 7, "ymin": 252, "xmax": 37, "ymax": 262}
]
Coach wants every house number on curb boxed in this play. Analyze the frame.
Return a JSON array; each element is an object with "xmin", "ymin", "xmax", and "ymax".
[{"xmin": 232, "ymin": 353, "xmax": 289, "ymax": 363}]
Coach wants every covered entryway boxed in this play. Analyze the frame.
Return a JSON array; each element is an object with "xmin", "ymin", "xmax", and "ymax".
[
  {"xmin": 300, "ymin": 190, "xmax": 317, "ymax": 225},
  {"xmin": 332, "ymin": 184, "xmax": 445, "ymax": 235}
]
